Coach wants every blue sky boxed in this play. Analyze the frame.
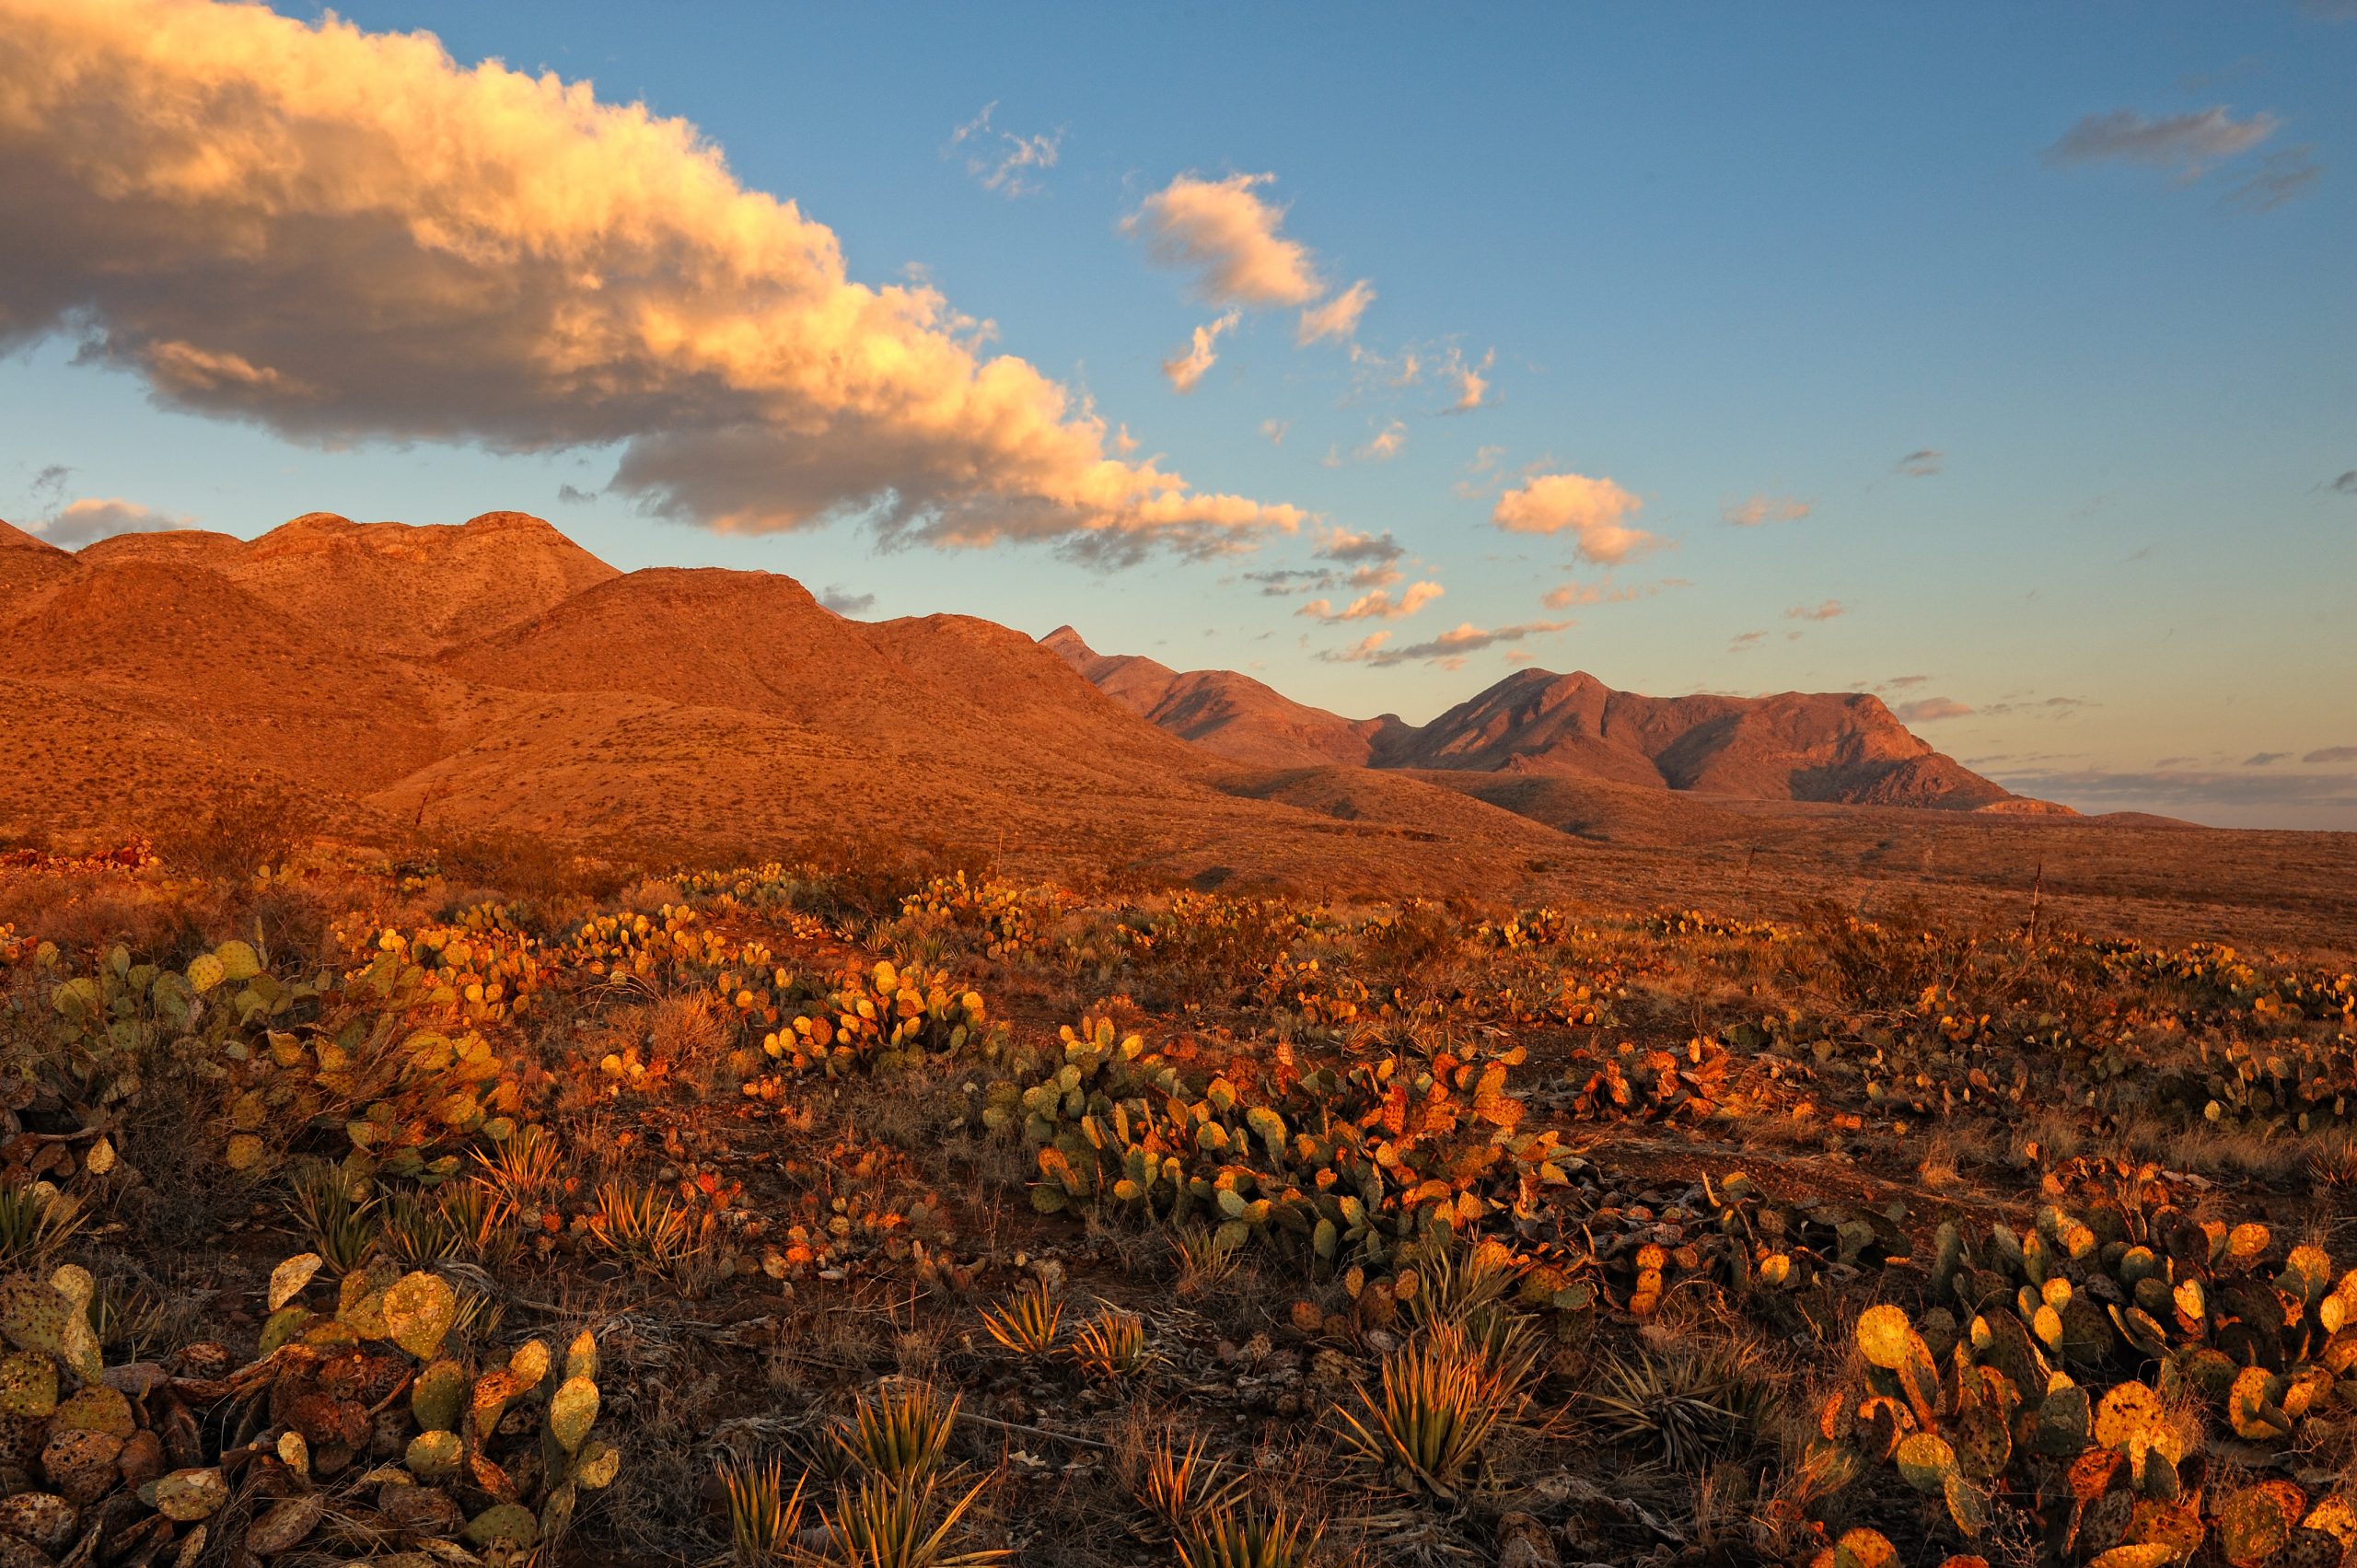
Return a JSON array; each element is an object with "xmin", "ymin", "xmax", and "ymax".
[{"xmin": 3, "ymin": 1, "xmax": 2352, "ymax": 826}]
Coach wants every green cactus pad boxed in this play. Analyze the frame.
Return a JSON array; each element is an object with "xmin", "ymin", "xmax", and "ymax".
[
  {"xmin": 508, "ymin": 1338, "xmax": 551, "ymax": 1389},
  {"xmin": 381, "ymin": 1272, "xmax": 458, "ymax": 1360},
  {"xmin": 549, "ymin": 1375, "xmax": 598, "ymax": 1454},
  {"xmin": 1855, "ymin": 1305, "xmax": 1913, "ymax": 1370},
  {"xmin": 463, "ymin": 1503, "xmax": 539, "ymax": 1551},
  {"xmin": 0, "ymin": 1351, "xmax": 56, "ymax": 1418},
  {"xmin": 153, "ymin": 1468, "xmax": 228, "ymax": 1521},
  {"xmin": 1894, "ymin": 1432, "xmax": 1955, "ymax": 1493},
  {"xmin": 405, "ymin": 1429, "xmax": 462, "ymax": 1482},
  {"xmin": 412, "ymin": 1359, "xmax": 467, "ymax": 1433},
  {"xmin": 0, "ymin": 1277, "xmax": 70, "ymax": 1358},
  {"xmin": 269, "ymin": 1253, "xmax": 323, "ymax": 1312},
  {"xmin": 575, "ymin": 1435, "xmax": 620, "ymax": 1491},
  {"xmin": 2219, "ymin": 1481, "xmax": 2303, "ymax": 1568}
]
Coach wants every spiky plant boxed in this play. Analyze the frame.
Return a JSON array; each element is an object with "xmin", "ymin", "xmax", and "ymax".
[
  {"xmin": 284, "ymin": 1160, "xmax": 377, "ymax": 1275},
  {"xmin": 0, "ymin": 1183, "xmax": 83, "ymax": 1271},
  {"xmin": 719, "ymin": 1456, "xmax": 807, "ymax": 1564},
  {"xmin": 87, "ymin": 1275, "xmax": 167, "ymax": 1359},
  {"xmin": 1175, "ymin": 1503, "xmax": 1322, "ymax": 1568},
  {"xmin": 836, "ymin": 1383, "xmax": 958, "ymax": 1484},
  {"xmin": 1138, "ymin": 1434, "xmax": 1243, "ymax": 1537},
  {"xmin": 822, "ymin": 1472, "xmax": 1007, "ymax": 1568},
  {"xmin": 1071, "ymin": 1307, "xmax": 1153, "ymax": 1379},
  {"xmin": 474, "ymin": 1123, "xmax": 563, "ymax": 1201},
  {"xmin": 1584, "ymin": 1346, "xmax": 1783, "ymax": 1471},
  {"xmin": 437, "ymin": 1180, "xmax": 519, "ymax": 1268},
  {"xmin": 976, "ymin": 1280, "xmax": 1062, "ymax": 1355},
  {"xmin": 1331, "ymin": 1323, "xmax": 1525, "ymax": 1501},
  {"xmin": 586, "ymin": 1179, "xmax": 693, "ymax": 1268},
  {"xmin": 1169, "ymin": 1221, "xmax": 1239, "ymax": 1300},
  {"xmin": 377, "ymin": 1188, "xmax": 458, "ymax": 1267}
]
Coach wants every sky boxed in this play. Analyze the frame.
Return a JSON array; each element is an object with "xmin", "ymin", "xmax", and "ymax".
[{"xmin": 1, "ymin": 1, "xmax": 2352, "ymax": 830}]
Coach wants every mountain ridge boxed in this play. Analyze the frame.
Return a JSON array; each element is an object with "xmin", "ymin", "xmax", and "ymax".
[{"xmin": 1044, "ymin": 627, "xmax": 2065, "ymax": 815}]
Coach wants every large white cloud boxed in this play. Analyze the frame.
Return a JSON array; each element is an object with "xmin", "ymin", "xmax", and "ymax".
[
  {"xmin": 32, "ymin": 497, "xmax": 193, "ymax": 545},
  {"xmin": 0, "ymin": 0, "xmax": 1303, "ymax": 560}
]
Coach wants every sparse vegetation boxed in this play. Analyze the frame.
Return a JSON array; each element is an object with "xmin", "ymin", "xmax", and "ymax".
[{"xmin": 0, "ymin": 832, "xmax": 2351, "ymax": 1565}]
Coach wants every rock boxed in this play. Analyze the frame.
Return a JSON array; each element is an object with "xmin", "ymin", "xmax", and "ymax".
[
  {"xmin": 0, "ymin": 1533, "xmax": 52, "ymax": 1568},
  {"xmin": 163, "ymin": 1345, "xmax": 228, "ymax": 1382},
  {"xmin": 1497, "ymin": 1512, "xmax": 1559, "ymax": 1568},
  {"xmin": 99, "ymin": 1366, "xmax": 169, "ymax": 1402},
  {"xmin": 0, "ymin": 1493, "xmax": 76, "ymax": 1554}
]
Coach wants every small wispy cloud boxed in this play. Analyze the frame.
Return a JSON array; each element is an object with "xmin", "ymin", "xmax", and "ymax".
[
  {"xmin": 1356, "ymin": 419, "xmax": 1407, "ymax": 463},
  {"xmin": 1296, "ymin": 278, "xmax": 1376, "ymax": 345},
  {"xmin": 2246, "ymin": 751, "xmax": 2292, "ymax": 766},
  {"xmin": 2326, "ymin": 470, "xmax": 2357, "ymax": 494},
  {"xmin": 1319, "ymin": 619, "xmax": 1571, "ymax": 668},
  {"xmin": 2044, "ymin": 105, "xmax": 2278, "ymax": 177},
  {"xmin": 1724, "ymin": 494, "xmax": 1811, "ymax": 526},
  {"xmin": 1896, "ymin": 449, "xmax": 1944, "ymax": 478},
  {"xmin": 1785, "ymin": 599, "xmax": 1845, "ymax": 622},
  {"xmin": 819, "ymin": 586, "xmax": 877, "ymax": 617},
  {"xmin": 2223, "ymin": 145, "xmax": 2323, "ymax": 211},
  {"xmin": 1296, "ymin": 581, "xmax": 1444, "ymax": 621},
  {"xmin": 1894, "ymin": 697, "xmax": 1973, "ymax": 723},
  {"xmin": 556, "ymin": 482, "xmax": 598, "ymax": 505},
  {"xmin": 1260, "ymin": 418, "xmax": 1289, "ymax": 446},
  {"xmin": 946, "ymin": 102, "xmax": 1062, "ymax": 197},
  {"xmin": 1163, "ymin": 310, "xmax": 1241, "ymax": 393},
  {"xmin": 1441, "ymin": 347, "xmax": 1493, "ymax": 412},
  {"xmin": 1124, "ymin": 171, "xmax": 1323, "ymax": 308},
  {"xmin": 2306, "ymin": 746, "xmax": 2357, "ymax": 763}
]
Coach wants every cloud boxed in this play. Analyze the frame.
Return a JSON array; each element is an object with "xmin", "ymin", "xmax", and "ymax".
[
  {"xmin": 2044, "ymin": 106, "xmax": 2278, "ymax": 176},
  {"xmin": 32, "ymin": 496, "xmax": 192, "ymax": 545},
  {"xmin": 556, "ymin": 482, "xmax": 598, "ymax": 505},
  {"xmin": 1879, "ymin": 674, "xmax": 1930, "ymax": 691},
  {"xmin": 1491, "ymin": 472, "xmax": 1658, "ymax": 564},
  {"xmin": 1296, "ymin": 279, "xmax": 1375, "ymax": 345},
  {"xmin": 1893, "ymin": 697, "xmax": 1973, "ymax": 723},
  {"xmin": 1539, "ymin": 577, "xmax": 1681, "ymax": 611},
  {"xmin": 2327, "ymin": 470, "xmax": 2357, "ymax": 494},
  {"xmin": 1356, "ymin": 419, "xmax": 1407, "ymax": 463},
  {"xmin": 2305, "ymin": 746, "xmax": 2357, "ymax": 764},
  {"xmin": 819, "ymin": 585, "xmax": 877, "ymax": 617},
  {"xmin": 1260, "ymin": 419, "xmax": 1288, "ymax": 446},
  {"xmin": 2223, "ymin": 145, "xmax": 2323, "ymax": 211},
  {"xmin": 1896, "ymin": 449, "xmax": 1945, "ymax": 478},
  {"xmin": 1785, "ymin": 599, "xmax": 1844, "ymax": 621},
  {"xmin": 2246, "ymin": 751, "xmax": 2291, "ymax": 766},
  {"xmin": 1727, "ymin": 630, "xmax": 1766, "ymax": 653},
  {"xmin": 1441, "ymin": 347, "xmax": 1493, "ymax": 412},
  {"xmin": 1296, "ymin": 581, "xmax": 1443, "ymax": 622},
  {"xmin": 946, "ymin": 102, "xmax": 1062, "ymax": 197},
  {"xmin": 1724, "ymin": 494, "xmax": 1811, "ymax": 526},
  {"xmin": 1122, "ymin": 172, "xmax": 1322, "ymax": 308},
  {"xmin": 1163, "ymin": 310, "xmax": 1240, "ymax": 393},
  {"xmin": 1318, "ymin": 619, "xmax": 1571, "ymax": 668},
  {"xmin": 0, "ymin": 0, "xmax": 1303, "ymax": 563}
]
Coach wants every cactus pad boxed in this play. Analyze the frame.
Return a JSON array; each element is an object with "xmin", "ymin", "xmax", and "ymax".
[
  {"xmin": 1855, "ymin": 1305, "xmax": 1912, "ymax": 1370},
  {"xmin": 549, "ymin": 1375, "xmax": 598, "ymax": 1454},
  {"xmin": 382, "ymin": 1271, "xmax": 458, "ymax": 1359},
  {"xmin": 1894, "ymin": 1432, "xmax": 1954, "ymax": 1493}
]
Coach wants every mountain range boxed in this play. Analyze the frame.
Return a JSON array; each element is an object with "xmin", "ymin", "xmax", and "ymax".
[
  {"xmin": 1041, "ymin": 627, "xmax": 2062, "ymax": 815},
  {"xmin": 12, "ymin": 507, "xmax": 2346, "ymax": 951}
]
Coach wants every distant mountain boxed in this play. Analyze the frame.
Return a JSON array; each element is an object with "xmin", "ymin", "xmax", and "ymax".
[
  {"xmin": 1039, "ymin": 627, "xmax": 1403, "ymax": 768},
  {"xmin": 1047, "ymin": 633, "xmax": 2067, "ymax": 816}
]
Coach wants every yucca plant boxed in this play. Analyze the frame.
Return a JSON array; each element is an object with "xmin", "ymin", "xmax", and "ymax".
[
  {"xmin": 87, "ymin": 1275, "xmax": 168, "ymax": 1359},
  {"xmin": 437, "ymin": 1179, "xmax": 520, "ymax": 1268},
  {"xmin": 1175, "ymin": 1503, "xmax": 1322, "ymax": 1568},
  {"xmin": 1584, "ymin": 1346, "xmax": 1782, "ymax": 1471},
  {"xmin": 1138, "ymin": 1434, "xmax": 1243, "ymax": 1537},
  {"xmin": 1332, "ymin": 1324, "xmax": 1523, "ymax": 1501},
  {"xmin": 719, "ymin": 1455, "xmax": 807, "ymax": 1564},
  {"xmin": 586, "ymin": 1179, "xmax": 694, "ymax": 1268},
  {"xmin": 377, "ymin": 1188, "xmax": 459, "ymax": 1267},
  {"xmin": 1071, "ymin": 1307, "xmax": 1153, "ymax": 1379},
  {"xmin": 0, "ymin": 1182, "xmax": 84, "ymax": 1271},
  {"xmin": 822, "ymin": 1472, "xmax": 1006, "ymax": 1568},
  {"xmin": 284, "ymin": 1160, "xmax": 377, "ymax": 1275},
  {"xmin": 475, "ymin": 1123, "xmax": 563, "ymax": 1201},
  {"xmin": 1169, "ymin": 1221, "xmax": 1239, "ymax": 1299},
  {"xmin": 976, "ymin": 1280, "xmax": 1062, "ymax": 1355},
  {"xmin": 836, "ymin": 1383, "xmax": 958, "ymax": 1484}
]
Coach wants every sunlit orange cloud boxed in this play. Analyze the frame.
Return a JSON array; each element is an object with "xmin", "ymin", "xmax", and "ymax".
[
  {"xmin": 1491, "ymin": 473, "xmax": 1660, "ymax": 564},
  {"xmin": 0, "ymin": 0, "xmax": 1305, "ymax": 559},
  {"xmin": 1123, "ymin": 173, "xmax": 1325, "ymax": 308}
]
